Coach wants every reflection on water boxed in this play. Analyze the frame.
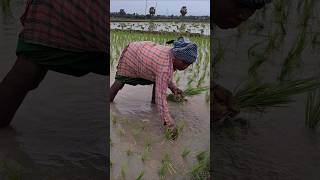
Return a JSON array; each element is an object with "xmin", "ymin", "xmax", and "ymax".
[{"xmin": 0, "ymin": 1, "xmax": 107, "ymax": 179}]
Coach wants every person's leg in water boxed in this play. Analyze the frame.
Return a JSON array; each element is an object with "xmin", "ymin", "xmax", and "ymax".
[
  {"xmin": 151, "ymin": 84, "xmax": 156, "ymax": 104},
  {"xmin": 110, "ymin": 80, "xmax": 125, "ymax": 102},
  {"xmin": 0, "ymin": 56, "xmax": 47, "ymax": 127}
]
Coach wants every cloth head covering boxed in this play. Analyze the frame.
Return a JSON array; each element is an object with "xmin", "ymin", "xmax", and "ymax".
[
  {"xmin": 239, "ymin": 0, "xmax": 272, "ymax": 9},
  {"xmin": 167, "ymin": 37, "xmax": 197, "ymax": 64}
]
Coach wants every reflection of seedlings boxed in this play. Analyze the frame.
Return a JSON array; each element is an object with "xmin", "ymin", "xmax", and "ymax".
[
  {"xmin": 158, "ymin": 153, "xmax": 176, "ymax": 179},
  {"xmin": 189, "ymin": 151, "xmax": 210, "ymax": 179},
  {"xmin": 117, "ymin": 127, "xmax": 125, "ymax": 136},
  {"xmin": 110, "ymin": 160, "xmax": 113, "ymax": 168},
  {"xmin": 181, "ymin": 148, "xmax": 191, "ymax": 159},
  {"xmin": 136, "ymin": 171, "xmax": 145, "ymax": 180},
  {"xmin": 305, "ymin": 90, "xmax": 320, "ymax": 129}
]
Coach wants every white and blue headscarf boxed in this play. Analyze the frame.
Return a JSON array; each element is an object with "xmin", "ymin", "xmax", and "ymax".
[
  {"xmin": 167, "ymin": 37, "xmax": 197, "ymax": 64},
  {"xmin": 239, "ymin": 0, "xmax": 272, "ymax": 9}
]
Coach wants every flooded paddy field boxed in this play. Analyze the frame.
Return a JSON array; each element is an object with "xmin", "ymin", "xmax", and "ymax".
[
  {"xmin": 213, "ymin": 0, "xmax": 320, "ymax": 179},
  {"xmin": 110, "ymin": 30, "xmax": 210, "ymax": 179}
]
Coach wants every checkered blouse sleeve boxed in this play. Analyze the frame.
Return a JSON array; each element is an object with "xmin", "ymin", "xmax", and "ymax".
[{"xmin": 155, "ymin": 72, "xmax": 172, "ymax": 125}]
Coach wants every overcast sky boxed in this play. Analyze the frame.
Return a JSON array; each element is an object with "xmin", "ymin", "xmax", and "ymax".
[{"xmin": 111, "ymin": 0, "xmax": 210, "ymax": 16}]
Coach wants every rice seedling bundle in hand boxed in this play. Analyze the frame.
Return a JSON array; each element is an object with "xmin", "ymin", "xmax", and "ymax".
[
  {"xmin": 305, "ymin": 90, "xmax": 320, "ymax": 129},
  {"xmin": 167, "ymin": 86, "xmax": 209, "ymax": 102},
  {"xmin": 233, "ymin": 78, "xmax": 320, "ymax": 111}
]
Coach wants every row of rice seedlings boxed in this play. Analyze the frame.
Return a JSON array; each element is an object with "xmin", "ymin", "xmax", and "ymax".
[
  {"xmin": 158, "ymin": 153, "xmax": 176, "ymax": 179},
  {"xmin": 189, "ymin": 151, "xmax": 210, "ymax": 179},
  {"xmin": 279, "ymin": 30, "xmax": 307, "ymax": 81},
  {"xmin": 305, "ymin": 90, "xmax": 320, "ymax": 129},
  {"xmin": 233, "ymin": 77, "xmax": 320, "ymax": 112}
]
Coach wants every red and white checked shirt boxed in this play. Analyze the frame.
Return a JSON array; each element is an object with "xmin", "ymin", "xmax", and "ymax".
[
  {"xmin": 117, "ymin": 41, "xmax": 174, "ymax": 124},
  {"xmin": 19, "ymin": 0, "xmax": 108, "ymax": 52}
]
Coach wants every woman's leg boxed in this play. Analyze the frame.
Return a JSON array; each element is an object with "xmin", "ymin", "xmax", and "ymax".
[
  {"xmin": 0, "ymin": 56, "xmax": 47, "ymax": 127},
  {"xmin": 151, "ymin": 84, "xmax": 156, "ymax": 104},
  {"xmin": 110, "ymin": 80, "xmax": 125, "ymax": 102}
]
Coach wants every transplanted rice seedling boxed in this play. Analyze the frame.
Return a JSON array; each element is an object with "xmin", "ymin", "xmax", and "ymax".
[
  {"xmin": 126, "ymin": 147, "xmax": 133, "ymax": 156},
  {"xmin": 0, "ymin": 160, "xmax": 22, "ymax": 180},
  {"xmin": 141, "ymin": 151, "xmax": 148, "ymax": 163},
  {"xmin": 120, "ymin": 165, "xmax": 126, "ymax": 180},
  {"xmin": 233, "ymin": 77, "xmax": 320, "ymax": 112},
  {"xmin": 305, "ymin": 90, "xmax": 320, "ymax": 129},
  {"xmin": 111, "ymin": 113, "xmax": 118, "ymax": 125},
  {"xmin": 117, "ymin": 127, "xmax": 125, "ymax": 136},
  {"xmin": 181, "ymin": 148, "xmax": 191, "ymax": 159},
  {"xmin": 188, "ymin": 150, "xmax": 210, "ymax": 179},
  {"xmin": 158, "ymin": 153, "xmax": 176, "ymax": 179},
  {"xmin": 135, "ymin": 171, "xmax": 145, "ymax": 180},
  {"xmin": 279, "ymin": 31, "xmax": 307, "ymax": 81}
]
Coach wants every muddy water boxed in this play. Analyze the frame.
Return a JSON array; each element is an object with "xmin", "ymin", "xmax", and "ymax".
[
  {"xmin": 0, "ymin": 1, "xmax": 107, "ymax": 179},
  {"xmin": 110, "ymin": 49, "xmax": 210, "ymax": 178},
  {"xmin": 213, "ymin": 1, "xmax": 320, "ymax": 179}
]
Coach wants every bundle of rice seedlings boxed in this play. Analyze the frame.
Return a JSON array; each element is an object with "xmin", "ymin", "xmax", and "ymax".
[
  {"xmin": 233, "ymin": 78, "xmax": 320, "ymax": 111},
  {"xmin": 189, "ymin": 151, "xmax": 210, "ymax": 179},
  {"xmin": 305, "ymin": 90, "xmax": 320, "ymax": 129},
  {"xmin": 158, "ymin": 153, "xmax": 176, "ymax": 179},
  {"xmin": 167, "ymin": 86, "xmax": 209, "ymax": 102}
]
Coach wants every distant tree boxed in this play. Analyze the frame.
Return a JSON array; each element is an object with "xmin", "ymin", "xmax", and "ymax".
[
  {"xmin": 149, "ymin": 7, "xmax": 156, "ymax": 16},
  {"xmin": 180, "ymin": 6, "xmax": 187, "ymax": 16},
  {"xmin": 119, "ymin": 9, "xmax": 126, "ymax": 16}
]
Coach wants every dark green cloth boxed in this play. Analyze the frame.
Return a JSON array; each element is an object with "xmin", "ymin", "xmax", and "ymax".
[
  {"xmin": 115, "ymin": 74, "xmax": 154, "ymax": 86},
  {"xmin": 16, "ymin": 39, "xmax": 108, "ymax": 77}
]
